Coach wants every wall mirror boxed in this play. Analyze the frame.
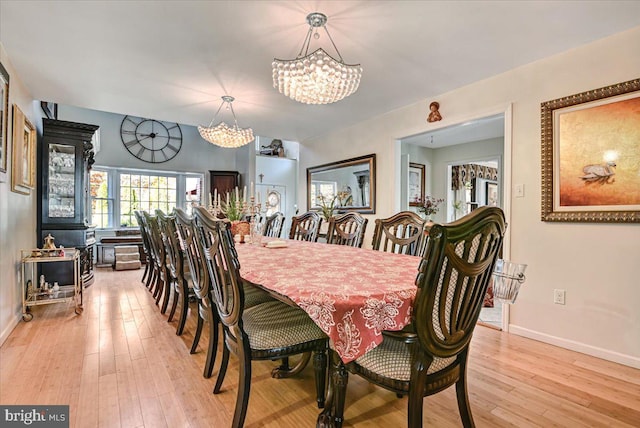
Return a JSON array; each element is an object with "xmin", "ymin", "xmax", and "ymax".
[{"xmin": 307, "ymin": 154, "xmax": 376, "ymax": 214}]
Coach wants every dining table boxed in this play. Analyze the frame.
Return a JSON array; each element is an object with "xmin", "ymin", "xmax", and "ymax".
[{"xmin": 235, "ymin": 237, "xmax": 423, "ymax": 427}]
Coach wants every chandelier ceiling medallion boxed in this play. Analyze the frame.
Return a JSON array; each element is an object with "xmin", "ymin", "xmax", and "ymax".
[
  {"xmin": 198, "ymin": 96, "xmax": 254, "ymax": 148},
  {"xmin": 272, "ymin": 12, "xmax": 362, "ymax": 105}
]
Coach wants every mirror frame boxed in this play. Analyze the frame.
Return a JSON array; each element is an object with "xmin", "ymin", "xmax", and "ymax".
[{"xmin": 307, "ymin": 153, "xmax": 376, "ymax": 214}]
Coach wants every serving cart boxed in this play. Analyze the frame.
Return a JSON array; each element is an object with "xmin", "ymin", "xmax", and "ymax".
[{"xmin": 20, "ymin": 248, "xmax": 83, "ymax": 321}]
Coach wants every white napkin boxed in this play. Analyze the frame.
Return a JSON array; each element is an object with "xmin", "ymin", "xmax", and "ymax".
[{"xmin": 264, "ymin": 240, "xmax": 288, "ymax": 249}]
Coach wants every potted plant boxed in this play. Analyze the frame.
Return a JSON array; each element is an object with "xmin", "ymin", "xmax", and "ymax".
[
  {"xmin": 221, "ymin": 190, "xmax": 250, "ymax": 242},
  {"xmin": 317, "ymin": 193, "xmax": 337, "ymax": 222}
]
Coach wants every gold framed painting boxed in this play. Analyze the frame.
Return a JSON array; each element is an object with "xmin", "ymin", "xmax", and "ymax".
[
  {"xmin": 0, "ymin": 61, "xmax": 9, "ymax": 176},
  {"xmin": 11, "ymin": 104, "xmax": 36, "ymax": 195},
  {"xmin": 541, "ymin": 78, "xmax": 640, "ymax": 223}
]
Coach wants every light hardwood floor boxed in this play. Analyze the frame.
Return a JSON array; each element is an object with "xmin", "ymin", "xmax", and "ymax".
[{"xmin": 1, "ymin": 268, "xmax": 639, "ymax": 427}]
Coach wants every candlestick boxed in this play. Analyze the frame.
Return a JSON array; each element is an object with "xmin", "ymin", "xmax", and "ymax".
[
  {"xmin": 250, "ymin": 181, "xmax": 254, "ymax": 199},
  {"xmin": 209, "ymin": 193, "xmax": 212, "ymax": 207},
  {"xmin": 235, "ymin": 187, "xmax": 239, "ymax": 203}
]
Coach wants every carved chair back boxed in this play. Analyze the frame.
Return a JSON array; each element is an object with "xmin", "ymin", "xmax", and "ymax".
[
  {"xmin": 289, "ymin": 211, "xmax": 322, "ymax": 242},
  {"xmin": 263, "ymin": 212, "xmax": 285, "ymax": 238},
  {"xmin": 142, "ymin": 211, "xmax": 165, "ymax": 272},
  {"xmin": 371, "ymin": 211, "xmax": 427, "ymax": 256},
  {"xmin": 415, "ymin": 206, "xmax": 506, "ymax": 358},
  {"xmin": 192, "ymin": 206, "xmax": 244, "ymax": 334},
  {"xmin": 134, "ymin": 210, "xmax": 152, "ymax": 264},
  {"xmin": 174, "ymin": 208, "xmax": 211, "ymax": 305},
  {"xmin": 326, "ymin": 212, "xmax": 368, "ymax": 248}
]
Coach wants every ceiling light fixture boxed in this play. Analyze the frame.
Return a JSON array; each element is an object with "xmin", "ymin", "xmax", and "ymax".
[
  {"xmin": 272, "ymin": 12, "xmax": 362, "ymax": 105},
  {"xmin": 198, "ymin": 96, "xmax": 254, "ymax": 148}
]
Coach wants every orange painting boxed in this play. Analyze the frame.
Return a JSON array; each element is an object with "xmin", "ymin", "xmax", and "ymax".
[{"xmin": 556, "ymin": 94, "xmax": 640, "ymax": 210}]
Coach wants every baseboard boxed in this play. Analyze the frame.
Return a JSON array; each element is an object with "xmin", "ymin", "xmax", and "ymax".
[
  {"xmin": 0, "ymin": 313, "xmax": 20, "ymax": 347},
  {"xmin": 509, "ymin": 324, "xmax": 640, "ymax": 369}
]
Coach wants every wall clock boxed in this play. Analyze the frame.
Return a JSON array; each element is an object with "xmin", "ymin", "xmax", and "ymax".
[{"xmin": 120, "ymin": 115, "xmax": 182, "ymax": 163}]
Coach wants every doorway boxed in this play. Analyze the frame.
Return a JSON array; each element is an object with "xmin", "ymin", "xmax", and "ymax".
[{"xmin": 396, "ymin": 107, "xmax": 512, "ymax": 330}]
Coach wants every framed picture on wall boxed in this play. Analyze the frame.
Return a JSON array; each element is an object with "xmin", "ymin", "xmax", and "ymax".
[
  {"xmin": 0, "ymin": 61, "xmax": 9, "ymax": 176},
  {"xmin": 408, "ymin": 162, "xmax": 425, "ymax": 206},
  {"xmin": 485, "ymin": 181, "xmax": 498, "ymax": 206},
  {"xmin": 11, "ymin": 104, "xmax": 36, "ymax": 195},
  {"xmin": 541, "ymin": 78, "xmax": 640, "ymax": 223}
]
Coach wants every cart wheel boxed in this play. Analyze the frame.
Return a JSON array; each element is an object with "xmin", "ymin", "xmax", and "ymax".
[
  {"xmin": 22, "ymin": 313, "xmax": 33, "ymax": 322},
  {"xmin": 75, "ymin": 307, "xmax": 83, "ymax": 315}
]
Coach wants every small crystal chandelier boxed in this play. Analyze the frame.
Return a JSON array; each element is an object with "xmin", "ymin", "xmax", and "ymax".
[
  {"xmin": 272, "ymin": 12, "xmax": 362, "ymax": 105},
  {"xmin": 198, "ymin": 96, "xmax": 254, "ymax": 148}
]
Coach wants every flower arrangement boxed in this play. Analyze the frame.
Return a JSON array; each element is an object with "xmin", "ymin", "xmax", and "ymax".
[
  {"xmin": 414, "ymin": 195, "xmax": 444, "ymax": 218},
  {"xmin": 317, "ymin": 193, "xmax": 337, "ymax": 221},
  {"xmin": 220, "ymin": 192, "xmax": 247, "ymax": 221}
]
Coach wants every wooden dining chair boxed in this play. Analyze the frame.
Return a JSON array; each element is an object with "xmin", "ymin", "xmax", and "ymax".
[
  {"xmin": 371, "ymin": 211, "xmax": 427, "ymax": 256},
  {"xmin": 142, "ymin": 211, "xmax": 170, "ymax": 310},
  {"xmin": 326, "ymin": 212, "xmax": 368, "ymax": 248},
  {"xmin": 174, "ymin": 208, "xmax": 275, "ymax": 378},
  {"xmin": 134, "ymin": 210, "xmax": 153, "ymax": 287},
  {"xmin": 328, "ymin": 206, "xmax": 506, "ymax": 428},
  {"xmin": 263, "ymin": 212, "xmax": 285, "ymax": 238},
  {"xmin": 156, "ymin": 209, "xmax": 194, "ymax": 336},
  {"xmin": 192, "ymin": 206, "xmax": 328, "ymax": 428},
  {"xmin": 174, "ymin": 207, "xmax": 219, "ymax": 378},
  {"xmin": 289, "ymin": 211, "xmax": 322, "ymax": 242}
]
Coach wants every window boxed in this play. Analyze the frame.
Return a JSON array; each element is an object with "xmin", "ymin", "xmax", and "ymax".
[
  {"xmin": 89, "ymin": 170, "xmax": 112, "ymax": 228},
  {"xmin": 310, "ymin": 180, "xmax": 336, "ymax": 208},
  {"xmin": 90, "ymin": 167, "xmax": 203, "ymax": 229}
]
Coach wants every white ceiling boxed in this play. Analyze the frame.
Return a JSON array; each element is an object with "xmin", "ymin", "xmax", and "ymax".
[
  {"xmin": 403, "ymin": 114, "xmax": 505, "ymax": 148},
  {"xmin": 1, "ymin": 1, "xmax": 639, "ymax": 143}
]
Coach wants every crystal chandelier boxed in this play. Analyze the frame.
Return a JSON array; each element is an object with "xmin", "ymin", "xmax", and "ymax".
[
  {"xmin": 198, "ymin": 96, "xmax": 254, "ymax": 148},
  {"xmin": 272, "ymin": 12, "xmax": 362, "ymax": 105}
]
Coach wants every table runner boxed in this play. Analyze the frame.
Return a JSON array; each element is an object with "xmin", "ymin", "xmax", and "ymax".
[{"xmin": 235, "ymin": 239, "xmax": 420, "ymax": 363}]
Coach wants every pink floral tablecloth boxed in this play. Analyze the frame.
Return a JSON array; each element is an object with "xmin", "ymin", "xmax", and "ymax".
[{"xmin": 235, "ymin": 239, "xmax": 420, "ymax": 363}]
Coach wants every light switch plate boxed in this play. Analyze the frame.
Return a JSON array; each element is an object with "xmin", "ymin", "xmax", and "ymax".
[{"xmin": 515, "ymin": 184, "xmax": 525, "ymax": 198}]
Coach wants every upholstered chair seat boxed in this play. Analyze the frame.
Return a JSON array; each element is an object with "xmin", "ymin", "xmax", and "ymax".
[{"xmin": 242, "ymin": 301, "xmax": 326, "ymax": 351}]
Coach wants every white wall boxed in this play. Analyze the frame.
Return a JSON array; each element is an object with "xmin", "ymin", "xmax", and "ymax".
[
  {"xmin": 299, "ymin": 27, "xmax": 640, "ymax": 367},
  {"xmin": 58, "ymin": 105, "xmax": 239, "ymax": 176},
  {"xmin": 255, "ymin": 155, "xmax": 297, "ymax": 236},
  {"xmin": 0, "ymin": 43, "xmax": 41, "ymax": 344}
]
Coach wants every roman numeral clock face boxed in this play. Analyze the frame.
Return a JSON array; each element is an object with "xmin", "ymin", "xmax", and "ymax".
[{"xmin": 120, "ymin": 115, "xmax": 183, "ymax": 163}]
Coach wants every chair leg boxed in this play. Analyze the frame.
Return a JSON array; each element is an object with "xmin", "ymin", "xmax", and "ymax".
[
  {"xmin": 231, "ymin": 347, "xmax": 252, "ymax": 428},
  {"xmin": 141, "ymin": 257, "xmax": 150, "ymax": 283},
  {"xmin": 152, "ymin": 269, "xmax": 162, "ymax": 303},
  {"xmin": 214, "ymin": 343, "xmax": 229, "ymax": 394},
  {"xmin": 176, "ymin": 290, "xmax": 189, "ymax": 336},
  {"xmin": 160, "ymin": 277, "xmax": 171, "ymax": 314},
  {"xmin": 167, "ymin": 286, "xmax": 179, "ymax": 322},
  {"xmin": 191, "ymin": 313, "xmax": 203, "ymax": 354},
  {"xmin": 203, "ymin": 314, "xmax": 218, "ymax": 379},
  {"xmin": 155, "ymin": 277, "xmax": 164, "ymax": 306},
  {"xmin": 456, "ymin": 360, "xmax": 475, "ymax": 428},
  {"xmin": 146, "ymin": 266, "xmax": 156, "ymax": 290},
  {"xmin": 313, "ymin": 349, "xmax": 327, "ymax": 408},
  {"xmin": 407, "ymin": 369, "xmax": 428, "ymax": 428}
]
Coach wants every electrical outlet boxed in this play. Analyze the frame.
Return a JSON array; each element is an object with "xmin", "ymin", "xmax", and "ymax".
[{"xmin": 553, "ymin": 289, "xmax": 566, "ymax": 305}]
